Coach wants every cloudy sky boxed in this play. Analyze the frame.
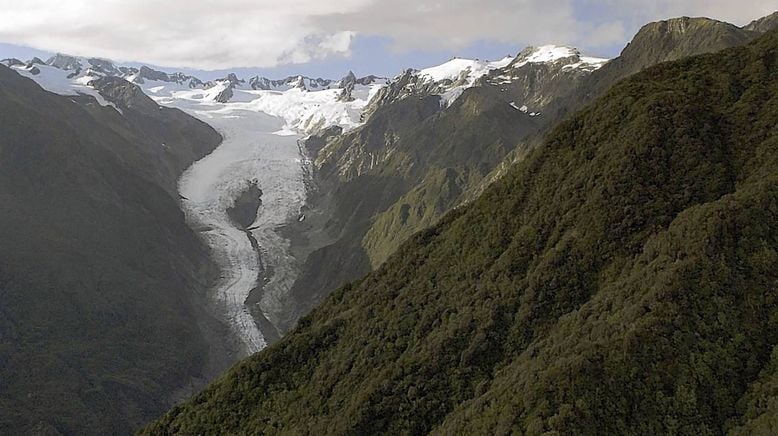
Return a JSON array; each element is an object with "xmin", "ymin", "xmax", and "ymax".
[{"xmin": 0, "ymin": 0, "xmax": 775, "ymax": 79}]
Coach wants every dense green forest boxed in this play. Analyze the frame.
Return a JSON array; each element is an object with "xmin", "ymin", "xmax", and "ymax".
[
  {"xmin": 286, "ymin": 14, "xmax": 777, "ymax": 332},
  {"xmin": 145, "ymin": 29, "xmax": 778, "ymax": 435}
]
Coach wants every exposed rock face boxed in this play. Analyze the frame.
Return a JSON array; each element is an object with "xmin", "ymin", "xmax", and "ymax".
[
  {"xmin": 248, "ymin": 75, "xmax": 335, "ymax": 90},
  {"xmin": 364, "ymin": 68, "xmax": 447, "ymax": 114},
  {"xmin": 86, "ymin": 58, "xmax": 121, "ymax": 76},
  {"xmin": 291, "ymin": 75, "xmax": 307, "ymax": 90},
  {"xmin": 90, "ymin": 76, "xmax": 158, "ymax": 111},
  {"xmin": 211, "ymin": 73, "xmax": 246, "ymax": 102},
  {"xmin": 744, "ymin": 11, "xmax": 778, "ymax": 33},
  {"xmin": 227, "ymin": 181, "xmax": 263, "ymax": 229},
  {"xmin": 334, "ymin": 72, "xmax": 386, "ymax": 102},
  {"xmin": 132, "ymin": 66, "xmax": 200, "ymax": 87},
  {"xmin": 224, "ymin": 73, "xmax": 244, "ymax": 85},
  {"xmin": 248, "ymin": 76, "xmax": 273, "ymax": 90},
  {"xmin": 46, "ymin": 53, "xmax": 82, "ymax": 70},
  {"xmin": 303, "ymin": 125, "xmax": 343, "ymax": 158},
  {"xmin": 337, "ymin": 71, "xmax": 357, "ymax": 102},
  {"xmin": 214, "ymin": 85, "xmax": 234, "ymax": 103},
  {"xmin": 138, "ymin": 65, "xmax": 172, "ymax": 82},
  {"xmin": 1, "ymin": 58, "xmax": 24, "ymax": 67},
  {"xmin": 355, "ymin": 75, "xmax": 385, "ymax": 86}
]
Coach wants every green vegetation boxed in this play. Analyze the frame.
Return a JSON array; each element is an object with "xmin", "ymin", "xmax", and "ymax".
[
  {"xmin": 144, "ymin": 29, "xmax": 778, "ymax": 435},
  {"xmin": 360, "ymin": 86, "xmax": 542, "ymax": 267},
  {"xmin": 290, "ymin": 15, "xmax": 778, "ymax": 321}
]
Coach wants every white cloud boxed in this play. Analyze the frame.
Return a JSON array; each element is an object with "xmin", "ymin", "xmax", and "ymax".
[
  {"xmin": 0, "ymin": 0, "xmax": 773, "ymax": 69},
  {"xmin": 0, "ymin": 0, "xmax": 368, "ymax": 69},
  {"xmin": 583, "ymin": 0, "xmax": 777, "ymax": 27}
]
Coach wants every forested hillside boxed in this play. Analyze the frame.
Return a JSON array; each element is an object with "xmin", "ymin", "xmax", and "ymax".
[{"xmin": 285, "ymin": 14, "xmax": 778, "ymax": 330}]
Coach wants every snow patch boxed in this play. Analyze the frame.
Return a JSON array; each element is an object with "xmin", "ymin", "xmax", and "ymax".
[
  {"xmin": 418, "ymin": 56, "xmax": 513, "ymax": 83},
  {"xmin": 11, "ymin": 64, "xmax": 120, "ymax": 111},
  {"xmin": 513, "ymin": 45, "xmax": 608, "ymax": 70}
]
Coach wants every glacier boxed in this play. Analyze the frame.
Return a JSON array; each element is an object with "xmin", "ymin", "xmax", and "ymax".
[
  {"xmin": 2, "ymin": 46, "xmax": 608, "ymax": 354},
  {"xmin": 139, "ymin": 80, "xmax": 383, "ymax": 354}
]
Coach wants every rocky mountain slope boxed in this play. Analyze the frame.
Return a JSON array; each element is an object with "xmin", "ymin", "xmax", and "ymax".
[
  {"xmin": 0, "ymin": 65, "xmax": 230, "ymax": 435},
  {"xmin": 144, "ymin": 27, "xmax": 778, "ymax": 435},
  {"xmin": 567, "ymin": 15, "xmax": 772, "ymax": 111}
]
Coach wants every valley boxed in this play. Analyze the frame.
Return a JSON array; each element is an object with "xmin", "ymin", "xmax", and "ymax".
[
  {"xmin": 177, "ymin": 109, "xmax": 301, "ymax": 353},
  {"xmin": 135, "ymin": 73, "xmax": 385, "ymax": 353},
  {"xmin": 1, "ymin": 10, "xmax": 776, "ymax": 434}
]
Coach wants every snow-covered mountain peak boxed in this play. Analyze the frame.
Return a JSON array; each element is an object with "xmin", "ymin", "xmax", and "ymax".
[
  {"xmin": 364, "ymin": 44, "xmax": 611, "ymax": 112},
  {"xmin": 47, "ymin": 53, "xmax": 82, "ymax": 71},
  {"xmin": 511, "ymin": 45, "xmax": 609, "ymax": 71},
  {"xmin": 4, "ymin": 54, "xmax": 388, "ymax": 135},
  {"xmin": 3, "ymin": 44, "xmax": 606, "ymax": 135},
  {"xmin": 418, "ymin": 56, "xmax": 514, "ymax": 84}
]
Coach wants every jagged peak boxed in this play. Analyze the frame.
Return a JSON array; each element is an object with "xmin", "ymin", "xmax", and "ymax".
[
  {"xmin": 635, "ymin": 16, "xmax": 743, "ymax": 37},
  {"xmin": 46, "ymin": 53, "xmax": 82, "ymax": 71},
  {"xmin": 1, "ymin": 58, "xmax": 24, "ymax": 67},
  {"xmin": 743, "ymin": 11, "xmax": 778, "ymax": 34},
  {"xmin": 222, "ymin": 72, "xmax": 244, "ymax": 85}
]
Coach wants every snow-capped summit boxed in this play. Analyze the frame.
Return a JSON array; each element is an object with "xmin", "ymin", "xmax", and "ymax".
[
  {"xmin": 338, "ymin": 71, "xmax": 358, "ymax": 102},
  {"xmin": 4, "ymin": 43, "xmax": 607, "ymax": 135},
  {"xmin": 362, "ymin": 44, "xmax": 610, "ymax": 113},
  {"xmin": 417, "ymin": 56, "xmax": 514, "ymax": 84},
  {"xmin": 509, "ymin": 45, "xmax": 608, "ymax": 71},
  {"xmin": 1, "ymin": 58, "xmax": 24, "ymax": 67},
  {"xmin": 47, "ymin": 53, "xmax": 82, "ymax": 71},
  {"xmin": 84, "ymin": 57, "xmax": 123, "ymax": 76},
  {"xmin": 291, "ymin": 75, "xmax": 308, "ymax": 90}
]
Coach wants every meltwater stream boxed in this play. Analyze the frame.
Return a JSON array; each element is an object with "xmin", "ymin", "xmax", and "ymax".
[{"xmin": 177, "ymin": 104, "xmax": 306, "ymax": 354}]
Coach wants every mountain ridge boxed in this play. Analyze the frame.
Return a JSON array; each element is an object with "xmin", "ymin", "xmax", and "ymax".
[{"xmin": 280, "ymin": 12, "xmax": 778, "ymax": 333}]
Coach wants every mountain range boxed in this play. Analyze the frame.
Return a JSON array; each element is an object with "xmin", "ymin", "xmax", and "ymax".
[{"xmin": 0, "ymin": 10, "xmax": 775, "ymax": 436}]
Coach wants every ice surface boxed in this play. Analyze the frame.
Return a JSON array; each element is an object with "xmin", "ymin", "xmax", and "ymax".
[
  {"xmin": 11, "ymin": 64, "xmax": 120, "ymax": 110},
  {"xmin": 137, "ymin": 79, "xmax": 377, "ymax": 354},
  {"xmin": 175, "ymin": 102, "xmax": 305, "ymax": 353}
]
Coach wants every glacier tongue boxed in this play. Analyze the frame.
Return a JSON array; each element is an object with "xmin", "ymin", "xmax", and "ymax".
[
  {"xmin": 142, "ymin": 83, "xmax": 379, "ymax": 354},
  {"xmin": 176, "ymin": 104, "xmax": 305, "ymax": 354}
]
